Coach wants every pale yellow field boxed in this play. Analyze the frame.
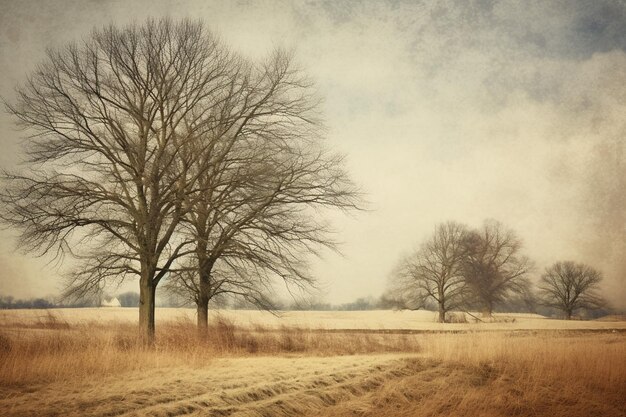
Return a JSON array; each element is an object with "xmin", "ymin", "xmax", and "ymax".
[
  {"xmin": 0, "ymin": 309, "xmax": 624, "ymax": 417},
  {"xmin": 2, "ymin": 307, "xmax": 625, "ymax": 331}
]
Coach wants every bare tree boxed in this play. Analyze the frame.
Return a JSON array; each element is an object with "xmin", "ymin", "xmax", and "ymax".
[
  {"xmin": 0, "ymin": 19, "xmax": 241, "ymax": 342},
  {"xmin": 165, "ymin": 259, "xmax": 280, "ymax": 313},
  {"xmin": 389, "ymin": 221, "xmax": 470, "ymax": 323},
  {"xmin": 538, "ymin": 261, "xmax": 605, "ymax": 319},
  {"xmin": 166, "ymin": 50, "xmax": 361, "ymax": 333},
  {"xmin": 461, "ymin": 220, "xmax": 532, "ymax": 317}
]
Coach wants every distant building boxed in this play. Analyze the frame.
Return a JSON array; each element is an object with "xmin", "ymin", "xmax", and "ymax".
[{"xmin": 101, "ymin": 297, "xmax": 121, "ymax": 307}]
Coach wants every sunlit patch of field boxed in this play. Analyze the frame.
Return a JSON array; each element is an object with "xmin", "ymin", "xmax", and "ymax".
[
  {"xmin": 0, "ymin": 310, "xmax": 624, "ymax": 417},
  {"xmin": 2, "ymin": 307, "xmax": 626, "ymax": 331}
]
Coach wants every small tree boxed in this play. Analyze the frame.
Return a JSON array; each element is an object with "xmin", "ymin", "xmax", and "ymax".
[
  {"xmin": 165, "ymin": 50, "xmax": 360, "ymax": 334},
  {"xmin": 538, "ymin": 261, "xmax": 606, "ymax": 319},
  {"xmin": 461, "ymin": 220, "xmax": 532, "ymax": 317},
  {"xmin": 389, "ymin": 221, "xmax": 470, "ymax": 323},
  {"xmin": 117, "ymin": 291, "xmax": 140, "ymax": 307}
]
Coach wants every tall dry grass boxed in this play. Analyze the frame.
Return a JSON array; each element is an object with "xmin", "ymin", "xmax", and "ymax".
[
  {"xmin": 1, "ymin": 311, "xmax": 624, "ymax": 417},
  {"xmin": 359, "ymin": 332, "xmax": 626, "ymax": 417},
  {"xmin": 422, "ymin": 331, "xmax": 625, "ymax": 390},
  {"xmin": 0, "ymin": 313, "xmax": 419, "ymax": 387}
]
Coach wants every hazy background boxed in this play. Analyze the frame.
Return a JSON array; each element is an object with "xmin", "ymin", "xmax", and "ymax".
[{"xmin": 1, "ymin": 0, "xmax": 625, "ymax": 308}]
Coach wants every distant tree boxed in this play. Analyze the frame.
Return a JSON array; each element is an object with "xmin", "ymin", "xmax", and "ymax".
[
  {"xmin": 461, "ymin": 220, "xmax": 532, "ymax": 317},
  {"xmin": 389, "ymin": 222, "xmax": 470, "ymax": 322},
  {"xmin": 117, "ymin": 292, "xmax": 140, "ymax": 308},
  {"xmin": 496, "ymin": 286, "xmax": 538, "ymax": 313},
  {"xmin": 306, "ymin": 301, "xmax": 333, "ymax": 311},
  {"xmin": 0, "ymin": 296, "xmax": 14, "ymax": 309},
  {"xmin": 0, "ymin": 296, "xmax": 55, "ymax": 309},
  {"xmin": 538, "ymin": 261, "xmax": 606, "ymax": 320},
  {"xmin": 340, "ymin": 296, "xmax": 378, "ymax": 311},
  {"xmin": 378, "ymin": 292, "xmax": 404, "ymax": 310}
]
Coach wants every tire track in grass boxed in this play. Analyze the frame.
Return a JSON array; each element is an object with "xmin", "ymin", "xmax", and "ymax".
[{"xmin": 0, "ymin": 354, "xmax": 414, "ymax": 417}]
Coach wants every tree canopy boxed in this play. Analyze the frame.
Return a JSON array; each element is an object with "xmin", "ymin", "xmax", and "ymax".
[{"xmin": 1, "ymin": 18, "xmax": 360, "ymax": 341}]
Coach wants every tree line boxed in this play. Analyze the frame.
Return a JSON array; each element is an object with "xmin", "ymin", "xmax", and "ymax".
[
  {"xmin": 0, "ymin": 18, "xmax": 360, "ymax": 342},
  {"xmin": 387, "ymin": 220, "xmax": 607, "ymax": 322}
]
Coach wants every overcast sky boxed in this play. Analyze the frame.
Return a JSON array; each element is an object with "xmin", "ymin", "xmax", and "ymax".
[{"xmin": 1, "ymin": 0, "xmax": 625, "ymax": 308}]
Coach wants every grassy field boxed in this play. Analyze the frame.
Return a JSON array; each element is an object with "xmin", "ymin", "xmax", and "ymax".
[
  {"xmin": 3, "ymin": 307, "xmax": 626, "ymax": 330},
  {"xmin": 0, "ymin": 309, "xmax": 625, "ymax": 416}
]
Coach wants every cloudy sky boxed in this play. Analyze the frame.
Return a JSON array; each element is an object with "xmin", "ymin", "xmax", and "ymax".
[{"xmin": 1, "ymin": 0, "xmax": 625, "ymax": 308}]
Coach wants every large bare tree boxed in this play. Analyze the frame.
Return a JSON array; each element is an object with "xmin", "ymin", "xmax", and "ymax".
[
  {"xmin": 166, "ymin": 51, "xmax": 360, "ymax": 333},
  {"xmin": 461, "ymin": 220, "xmax": 532, "ymax": 317},
  {"xmin": 538, "ymin": 261, "xmax": 605, "ymax": 319},
  {"xmin": 389, "ymin": 221, "xmax": 470, "ymax": 323},
  {"xmin": 0, "ymin": 19, "xmax": 242, "ymax": 342}
]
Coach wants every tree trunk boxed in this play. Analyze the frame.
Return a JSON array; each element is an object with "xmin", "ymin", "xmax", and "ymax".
[
  {"xmin": 197, "ymin": 270, "xmax": 210, "ymax": 337},
  {"xmin": 565, "ymin": 309, "xmax": 572, "ymax": 320},
  {"xmin": 139, "ymin": 278, "xmax": 156, "ymax": 345},
  {"xmin": 482, "ymin": 301, "xmax": 493, "ymax": 319},
  {"xmin": 197, "ymin": 299, "xmax": 209, "ymax": 335},
  {"xmin": 438, "ymin": 303, "xmax": 446, "ymax": 323},
  {"xmin": 196, "ymin": 258, "xmax": 212, "ymax": 336}
]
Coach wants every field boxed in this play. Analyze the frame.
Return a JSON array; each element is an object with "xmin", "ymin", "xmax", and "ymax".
[{"xmin": 1, "ymin": 309, "xmax": 625, "ymax": 417}]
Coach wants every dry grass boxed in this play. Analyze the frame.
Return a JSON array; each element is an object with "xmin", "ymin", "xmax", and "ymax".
[
  {"xmin": 0, "ymin": 309, "xmax": 624, "ymax": 417},
  {"xmin": 0, "ymin": 313, "xmax": 419, "ymax": 388},
  {"xmin": 381, "ymin": 332, "xmax": 626, "ymax": 417}
]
